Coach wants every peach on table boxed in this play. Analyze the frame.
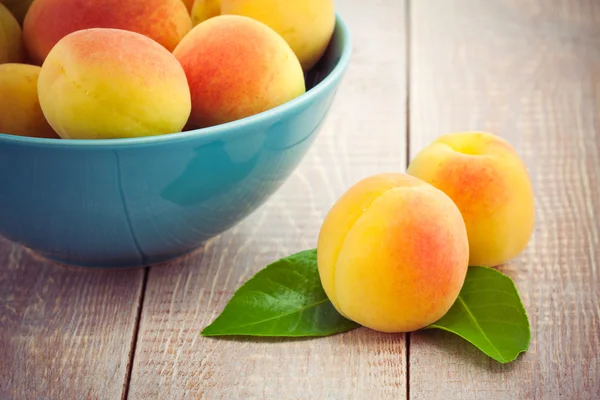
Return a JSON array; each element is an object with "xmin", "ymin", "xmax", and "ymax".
[
  {"xmin": 407, "ymin": 132, "xmax": 535, "ymax": 267},
  {"xmin": 317, "ymin": 173, "xmax": 470, "ymax": 333},
  {"xmin": 407, "ymin": 132, "xmax": 535, "ymax": 266}
]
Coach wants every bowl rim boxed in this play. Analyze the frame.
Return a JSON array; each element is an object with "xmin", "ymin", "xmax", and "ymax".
[{"xmin": 0, "ymin": 13, "xmax": 352, "ymax": 149}]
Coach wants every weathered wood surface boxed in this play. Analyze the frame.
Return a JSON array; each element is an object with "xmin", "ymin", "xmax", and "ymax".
[
  {"xmin": 408, "ymin": 0, "xmax": 600, "ymax": 399},
  {"xmin": 127, "ymin": 1, "xmax": 408, "ymax": 399},
  {"xmin": 2, "ymin": 0, "xmax": 600, "ymax": 399},
  {"xmin": 0, "ymin": 239, "xmax": 145, "ymax": 399}
]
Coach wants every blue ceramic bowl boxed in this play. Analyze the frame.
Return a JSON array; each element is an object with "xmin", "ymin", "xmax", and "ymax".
[{"xmin": 0, "ymin": 15, "xmax": 351, "ymax": 268}]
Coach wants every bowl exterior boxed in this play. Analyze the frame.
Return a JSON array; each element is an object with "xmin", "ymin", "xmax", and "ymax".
[{"xmin": 0, "ymin": 16, "xmax": 350, "ymax": 268}]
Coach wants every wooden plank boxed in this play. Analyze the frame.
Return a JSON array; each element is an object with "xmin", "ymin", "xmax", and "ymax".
[
  {"xmin": 0, "ymin": 238, "xmax": 145, "ymax": 399},
  {"xmin": 409, "ymin": 0, "xmax": 600, "ymax": 398},
  {"xmin": 127, "ymin": 0, "xmax": 408, "ymax": 398}
]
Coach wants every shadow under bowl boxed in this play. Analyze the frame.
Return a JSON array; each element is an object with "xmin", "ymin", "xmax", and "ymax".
[{"xmin": 0, "ymin": 14, "xmax": 352, "ymax": 268}]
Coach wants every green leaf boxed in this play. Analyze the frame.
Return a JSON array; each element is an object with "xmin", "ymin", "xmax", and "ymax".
[
  {"xmin": 426, "ymin": 266, "xmax": 530, "ymax": 363},
  {"xmin": 201, "ymin": 249, "xmax": 360, "ymax": 337}
]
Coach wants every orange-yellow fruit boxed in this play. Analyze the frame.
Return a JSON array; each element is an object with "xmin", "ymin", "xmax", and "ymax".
[
  {"xmin": 191, "ymin": 0, "xmax": 220, "ymax": 26},
  {"xmin": 317, "ymin": 173, "xmax": 470, "ymax": 333},
  {"xmin": 0, "ymin": 2, "xmax": 24, "ymax": 64},
  {"xmin": 173, "ymin": 15, "xmax": 305, "ymax": 128},
  {"xmin": 0, "ymin": 63, "xmax": 59, "ymax": 138},
  {"xmin": 221, "ymin": 0, "xmax": 335, "ymax": 71},
  {"xmin": 407, "ymin": 132, "xmax": 535, "ymax": 266},
  {"xmin": 23, "ymin": 0, "xmax": 192, "ymax": 65},
  {"xmin": 37, "ymin": 28, "xmax": 191, "ymax": 139}
]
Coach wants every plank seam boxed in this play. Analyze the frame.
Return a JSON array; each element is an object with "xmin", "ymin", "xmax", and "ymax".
[{"xmin": 122, "ymin": 267, "xmax": 150, "ymax": 400}]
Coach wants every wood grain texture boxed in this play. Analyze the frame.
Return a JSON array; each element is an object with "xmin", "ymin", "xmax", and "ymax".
[
  {"xmin": 127, "ymin": 1, "xmax": 408, "ymax": 399},
  {"xmin": 409, "ymin": 1, "xmax": 600, "ymax": 399},
  {"xmin": 0, "ymin": 238, "xmax": 145, "ymax": 400}
]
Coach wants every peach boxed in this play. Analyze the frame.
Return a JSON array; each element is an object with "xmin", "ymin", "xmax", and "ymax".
[
  {"xmin": 221, "ymin": 0, "xmax": 335, "ymax": 71},
  {"xmin": 173, "ymin": 15, "xmax": 305, "ymax": 128},
  {"xmin": 407, "ymin": 132, "xmax": 535, "ymax": 266},
  {"xmin": 191, "ymin": 0, "xmax": 220, "ymax": 26},
  {"xmin": 0, "ymin": 2, "xmax": 24, "ymax": 64},
  {"xmin": 0, "ymin": 63, "xmax": 58, "ymax": 138},
  {"xmin": 37, "ymin": 28, "xmax": 191, "ymax": 139},
  {"xmin": 317, "ymin": 173, "xmax": 470, "ymax": 333},
  {"xmin": 23, "ymin": 0, "xmax": 192, "ymax": 65}
]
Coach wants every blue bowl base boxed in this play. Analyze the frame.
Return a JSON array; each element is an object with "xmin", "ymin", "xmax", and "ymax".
[{"xmin": 27, "ymin": 246, "xmax": 204, "ymax": 269}]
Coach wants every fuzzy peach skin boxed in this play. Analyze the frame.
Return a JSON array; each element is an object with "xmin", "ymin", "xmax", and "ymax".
[
  {"xmin": 23, "ymin": 0, "xmax": 192, "ymax": 65},
  {"xmin": 317, "ymin": 173, "xmax": 470, "ymax": 333},
  {"xmin": 173, "ymin": 15, "xmax": 305, "ymax": 128},
  {"xmin": 191, "ymin": 0, "xmax": 220, "ymax": 26},
  {"xmin": 0, "ymin": 63, "xmax": 58, "ymax": 138},
  {"xmin": 0, "ymin": 3, "xmax": 24, "ymax": 64},
  {"xmin": 37, "ymin": 28, "xmax": 191, "ymax": 139},
  {"xmin": 407, "ymin": 132, "xmax": 535, "ymax": 267},
  {"xmin": 221, "ymin": 0, "xmax": 335, "ymax": 71}
]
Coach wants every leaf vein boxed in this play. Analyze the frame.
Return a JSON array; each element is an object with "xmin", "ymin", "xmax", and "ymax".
[
  {"xmin": 457, "ymin": 296, "xmax": 505, "ymax": 360},
  {"xmin": 210, "ymin": 298, "xmax": 330, "ymax": 333}
]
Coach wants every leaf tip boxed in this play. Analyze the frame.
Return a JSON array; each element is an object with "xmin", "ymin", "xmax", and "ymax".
[{"xmin": 200, "ymin": 324, "xmax": 216, "ymax": 337}]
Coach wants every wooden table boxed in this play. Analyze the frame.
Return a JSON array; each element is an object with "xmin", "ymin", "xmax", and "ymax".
[{"xmin": 2, "ymin": 1, "xmax": 599, "ymax": 399}]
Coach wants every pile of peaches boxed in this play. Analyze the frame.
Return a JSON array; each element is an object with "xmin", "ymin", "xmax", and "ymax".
[{"xmin": 0, "ymin": 0, "xmax": 335, "ymax": 140}]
